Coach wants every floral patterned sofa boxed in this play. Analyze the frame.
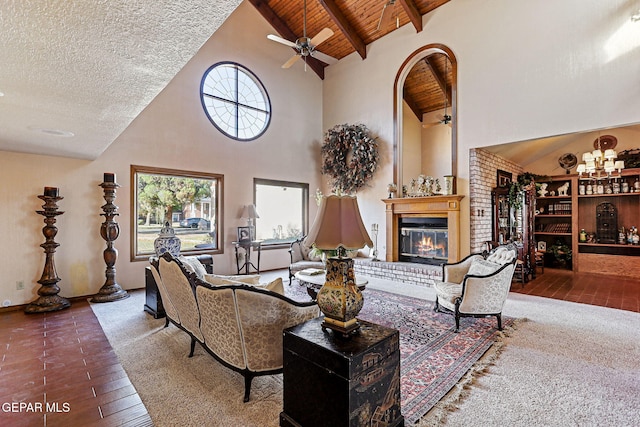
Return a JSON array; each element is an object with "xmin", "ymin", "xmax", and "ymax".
[
  {"xmin": 149, "ymin": 252, "xmax": 319, "ymax": 402},
  {"xmin": 433, "ymin": 244, "xmax": 517, "ymax": 332}
]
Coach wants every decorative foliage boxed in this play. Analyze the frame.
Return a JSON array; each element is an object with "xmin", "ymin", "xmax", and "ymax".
[
  {"xmin": 508, "ymin": 172, "xmax": 548, "ymax": 210},
  {"xmin": 321, "ymin": 123, "xmax": 379, "ymax": 194}
]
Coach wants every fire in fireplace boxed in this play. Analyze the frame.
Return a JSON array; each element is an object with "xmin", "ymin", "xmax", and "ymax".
[{"xmin": 399, "ymin": 217, "xmax": 448, "ymax": 265}]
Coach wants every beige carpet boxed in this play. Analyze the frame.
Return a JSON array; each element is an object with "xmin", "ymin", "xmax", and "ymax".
[{"xmin": 90, "ymin": 276, "xmax": 640, "ymax": 426}]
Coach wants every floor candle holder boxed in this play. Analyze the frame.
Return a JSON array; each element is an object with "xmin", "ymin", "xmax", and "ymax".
[
  {"xmin": 25, "ymin": 187, "xmax": 71, "ymax": 313},
  {"xmin": 91, "ymin": 173, "xmax": 129, "ymax": 303}
]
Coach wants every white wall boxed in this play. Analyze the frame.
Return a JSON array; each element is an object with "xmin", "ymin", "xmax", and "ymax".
[
  {"xmin": 323, "ymin": 0, "xmax": 640, "ymax": 256},
  {"xmin": 402, "ymin": 100, "xmax": 422, "ymax": 182},
  {"xmin": 0, "ymin": 2, "xmax": 323, "ymax": 307}
]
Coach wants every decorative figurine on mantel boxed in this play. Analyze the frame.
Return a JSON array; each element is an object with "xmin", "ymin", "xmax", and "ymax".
[
  {"xmin": 387, "ymin": 183, "xmax": 397, "ymax": 198},
  {"xmin": 91, "ymin": 173, "xmax": 129, "ymax": 303},
  {"xmin": 25, "ymin": 187, "xmax": 71, "ymax": 313}
]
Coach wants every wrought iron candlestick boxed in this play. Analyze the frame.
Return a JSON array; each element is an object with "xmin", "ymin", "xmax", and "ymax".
[
  {"xmin": 25, "ymin": 187, "xmax": 71, "ymax": 313},
  {"xmin": 91, "ymin": 173, "xmax": 129, "ymax": 303}
]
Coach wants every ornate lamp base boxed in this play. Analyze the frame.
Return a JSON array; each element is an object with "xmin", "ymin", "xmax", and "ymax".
[
  {"xmin": 25, "ymin": 294, "xmax": 71, "ymax": 314},
  {"xmin": 317, "ymin": 257, "xmax": 364, "ymax": 336},
  {"xmin": 90, "ymin": 285, "xmax": 129, "ymax": 303}
]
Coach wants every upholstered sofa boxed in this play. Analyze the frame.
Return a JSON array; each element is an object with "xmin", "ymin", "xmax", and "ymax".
[
  {"xmin": 149, "ymin": 252, "xmax": 319, "ymax": 402},
  {"xmin": 434, "ymin": 244, "xmax": 517, "ymax": 331}
]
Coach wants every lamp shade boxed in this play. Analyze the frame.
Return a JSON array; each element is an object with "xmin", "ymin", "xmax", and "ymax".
[
  {"xmin": 305, "ymin": 195, "xmax": 373, "ymax": 251},
  {"xmin": 241, "ymin": 204, "xmax": 260, "ymax": 219}
]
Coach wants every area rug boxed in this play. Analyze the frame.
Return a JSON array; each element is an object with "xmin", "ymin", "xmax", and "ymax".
[
  {"xmin": 284, "ymin": 284, "xmax": 514, "ymax": 425},
  {"xmin": 359, "ymin": 289, "xmax": 513, "ymax": 424},
  {"xmin": 91, "ymin": 286, "xmax": 514, "ymax": 426}
]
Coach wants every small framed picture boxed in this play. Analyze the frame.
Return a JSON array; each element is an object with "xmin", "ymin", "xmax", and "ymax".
[
  {"xmin": 497, "ymin": 169, "xmax": 513, "ymax": 188},
  {"xmin": 237, "ymin": 226, "xmax": 252, "ymax": 242},
  {"xmin": 537, "ymin": 241, "xmax": 547, "ymax": 251}
]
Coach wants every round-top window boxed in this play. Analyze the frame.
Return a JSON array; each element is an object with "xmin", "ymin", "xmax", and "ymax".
[{"xmin": 200, "ymin": 62, "xmax": 271, "ymax": 141}]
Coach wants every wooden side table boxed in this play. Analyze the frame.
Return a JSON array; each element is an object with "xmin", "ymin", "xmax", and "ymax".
[
  {"xmin": 232, "ymin": 240, "xmax": 262, "ymax": 274},
  {"xmin": 280, "ymin": 317, "xmax": 404, "ymax": 427}
]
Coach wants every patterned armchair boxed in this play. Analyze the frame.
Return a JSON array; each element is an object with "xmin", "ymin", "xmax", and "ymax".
[
  {"xmin": 434, "ymin": 244, "xmax": 517, "ymax": 332},
  {"xmin": 288, "ymin": 235, "xmax": 324, "ymax": 283}
]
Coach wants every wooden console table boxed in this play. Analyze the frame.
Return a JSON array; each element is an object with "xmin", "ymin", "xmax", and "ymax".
[{"xmin": 280, "ymin": 317, "xmax": 404, "ymax": 427}]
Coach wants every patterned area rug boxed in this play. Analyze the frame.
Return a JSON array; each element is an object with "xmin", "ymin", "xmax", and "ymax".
[{"xmin": 286, "ymin": 284, "xmax": 514, "ymax": 425}]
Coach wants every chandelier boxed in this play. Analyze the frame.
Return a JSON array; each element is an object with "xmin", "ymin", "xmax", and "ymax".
[{"xmin": 576, "ymin": 135, "xmax": 625, "ymax": 180}]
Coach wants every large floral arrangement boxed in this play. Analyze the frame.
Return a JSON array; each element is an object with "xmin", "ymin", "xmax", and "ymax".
[{"xmin": 321, "ymin": 123, "xmax": 379, "ymax": 194}]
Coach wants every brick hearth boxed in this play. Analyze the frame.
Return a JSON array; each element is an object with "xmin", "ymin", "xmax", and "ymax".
[{"xmin": 354, "ymin": 258, "xmax": 441, "ymax": 287}]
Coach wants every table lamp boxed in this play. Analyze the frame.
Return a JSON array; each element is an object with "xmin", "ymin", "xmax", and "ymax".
[
  {"xmin": 304, "ymin": 194, "xmax": 373, "ymax": 335},
  {"xmin": 241, "ymin": 204, "xmax": 259, "ymax": 240}
]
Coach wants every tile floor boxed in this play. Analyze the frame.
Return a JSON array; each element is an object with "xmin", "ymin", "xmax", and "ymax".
[
  {"xmin": 0, "ymin": 299, "xmax": 152, "ymax": 427},
  {"xmin": 1, "ymin": 268, "xmax": 637, "ymax": 426}
]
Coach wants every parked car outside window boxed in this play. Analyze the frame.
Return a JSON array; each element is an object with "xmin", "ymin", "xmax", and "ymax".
[{"xmin": 179, "ymin": 218, "xmax": 211, "ymax": 229}]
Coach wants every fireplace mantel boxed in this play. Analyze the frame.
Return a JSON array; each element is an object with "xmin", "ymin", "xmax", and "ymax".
[{"xmin": 382, "ymin": 195, "xmax": 464, "ymax": 263}]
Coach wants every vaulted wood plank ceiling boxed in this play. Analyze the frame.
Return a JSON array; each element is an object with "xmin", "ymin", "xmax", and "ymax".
[{"xmin": 248, "ymin": 0, "xmax": 452, "ymax": 119}]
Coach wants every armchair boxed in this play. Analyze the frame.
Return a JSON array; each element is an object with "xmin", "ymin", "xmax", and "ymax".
[
  {"xmin": 288, "ymin": 236, "xmax": 324, "ymax": 284},
  {"xmin": 434, "ymin": 244, "xmax": 517, "ymax": 332}
]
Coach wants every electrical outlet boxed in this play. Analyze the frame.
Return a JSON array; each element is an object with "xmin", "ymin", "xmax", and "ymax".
[{"xmin": 16, "ymin": 281, "xmax": 24, "ymax": 290}]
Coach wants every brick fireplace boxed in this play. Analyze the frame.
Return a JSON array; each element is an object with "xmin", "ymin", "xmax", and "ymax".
[{"xmin": 382, "ymin": 195, "xmax": 464, "ymax": 263}]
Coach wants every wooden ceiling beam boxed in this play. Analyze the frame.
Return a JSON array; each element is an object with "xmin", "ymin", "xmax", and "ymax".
[
  {"xmin": 317, "ymin": 0, "xmax": 367, "ymax": 60},
  {"xmin": 403, "ymin": 90, "xmax": 423, "ymax": 121},
  {"xmin": 247, "ymin": 0, "xmax": 326, "ymax": 79},
  {"xmin": 398, "ymin": 0, "xmax": 423, "ymax": 32},
  {"xmin": 423, "ymin": 57, "xmax": 451, "ymax": 106}
]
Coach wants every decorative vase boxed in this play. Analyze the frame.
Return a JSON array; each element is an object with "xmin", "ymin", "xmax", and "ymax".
[
  {"xmin": 316, "ymin": 257, "xmax": 363, "ymax": 335},
  {"xmin": 154, "ymin": 221, "xmax": 181, "ymax": 257},
  {"xmin": 443, "ymin": 175, "xmax": 455, "ymax": 195}
]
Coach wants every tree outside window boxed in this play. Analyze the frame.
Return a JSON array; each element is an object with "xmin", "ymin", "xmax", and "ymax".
[{"xmin": 131, "ymin": 165, "xmax": 223, "ymax": 260}]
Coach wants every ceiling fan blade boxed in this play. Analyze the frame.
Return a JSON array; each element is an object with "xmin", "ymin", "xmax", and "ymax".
[
  {"xmin": 310, "ymin": 28, "xmax": 333, "ymax": 47},
  {"xmin": 312, "ymin": 50, "xmax": 338, "ymax": 65},
  {"xmin": 267, "ymin": 34, "xmax": 297, "ymax": 48},
  {"xmin": 282, "ymin": 54, "xmax": 302, "ymax": 69},
  {"xmin": 377, "ymin": 3, "xmax": 394, "ymax": 32}
]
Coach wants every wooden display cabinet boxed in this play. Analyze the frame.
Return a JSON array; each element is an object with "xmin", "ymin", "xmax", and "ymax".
[
  {"xmin": 492, "ymin": 185, "xmax": 535, "ymax": 281},
  {"xmin": 575, "ymin": 168, "xmax": 640, "ymax": 278},
  {"xmin": 534, "ymin": 176, "xmax": 575, "ymax": 270}
]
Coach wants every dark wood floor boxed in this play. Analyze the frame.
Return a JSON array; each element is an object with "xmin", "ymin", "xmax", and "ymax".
[
  {"xmin": 1, "ymin": 269, "xmax": 637, "ymax": 426},
  {"xmin": 511, "ymin": 267, "xmax": 640, "ymax": 313},
  {"xmin": 0, "ymin": 299, "xmax": 152, "ymax": 427}
]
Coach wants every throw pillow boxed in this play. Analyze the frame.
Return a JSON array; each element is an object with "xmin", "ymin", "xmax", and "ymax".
[
  {"xmin": 178, "ymin": 256, "xmax": 208, "ymax": 279},
  {"xmin": 254, "ymin": 277, "xmax": 284, "ymax": 295},
  {"xmin": 467, "ymin": 259, "xmax": 501, "ymax": 277}
]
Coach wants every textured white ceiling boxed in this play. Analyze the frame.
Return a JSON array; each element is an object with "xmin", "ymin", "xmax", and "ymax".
[{"xmin": 0, "ymin": 0, "xmax": 242, "ymax": 160}]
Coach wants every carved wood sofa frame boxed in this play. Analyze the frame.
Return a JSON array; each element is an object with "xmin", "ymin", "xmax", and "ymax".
[{"xmin": 150, "ymin": 252, "xmax": 319, "ymax": 402}]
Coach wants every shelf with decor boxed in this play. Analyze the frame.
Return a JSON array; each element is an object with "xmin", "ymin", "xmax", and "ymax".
[
  {"xmin": 534, "ymin": 176, "xmax": 576, "ymax": 270},
  {"xmin": 574, "ymin": 168, "xmax": 640, "ymax": 277}
]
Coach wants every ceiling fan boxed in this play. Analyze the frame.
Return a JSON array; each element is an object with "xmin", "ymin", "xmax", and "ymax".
[
  {"xmin": 377, "ymin": 0, "xmax": 399, "ymax": 32},
  {"xmin": 267, "ymin": 0, "xmax": 337, "ymax": 69},
  {"xmin": 423, "ymin": 58, "xmax": 452, "ymax": 128}
]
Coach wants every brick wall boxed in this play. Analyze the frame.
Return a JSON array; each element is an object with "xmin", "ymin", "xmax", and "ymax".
[{"xmin": 469, "ymin": 148, "xmax": 523, "ymax": 253}]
